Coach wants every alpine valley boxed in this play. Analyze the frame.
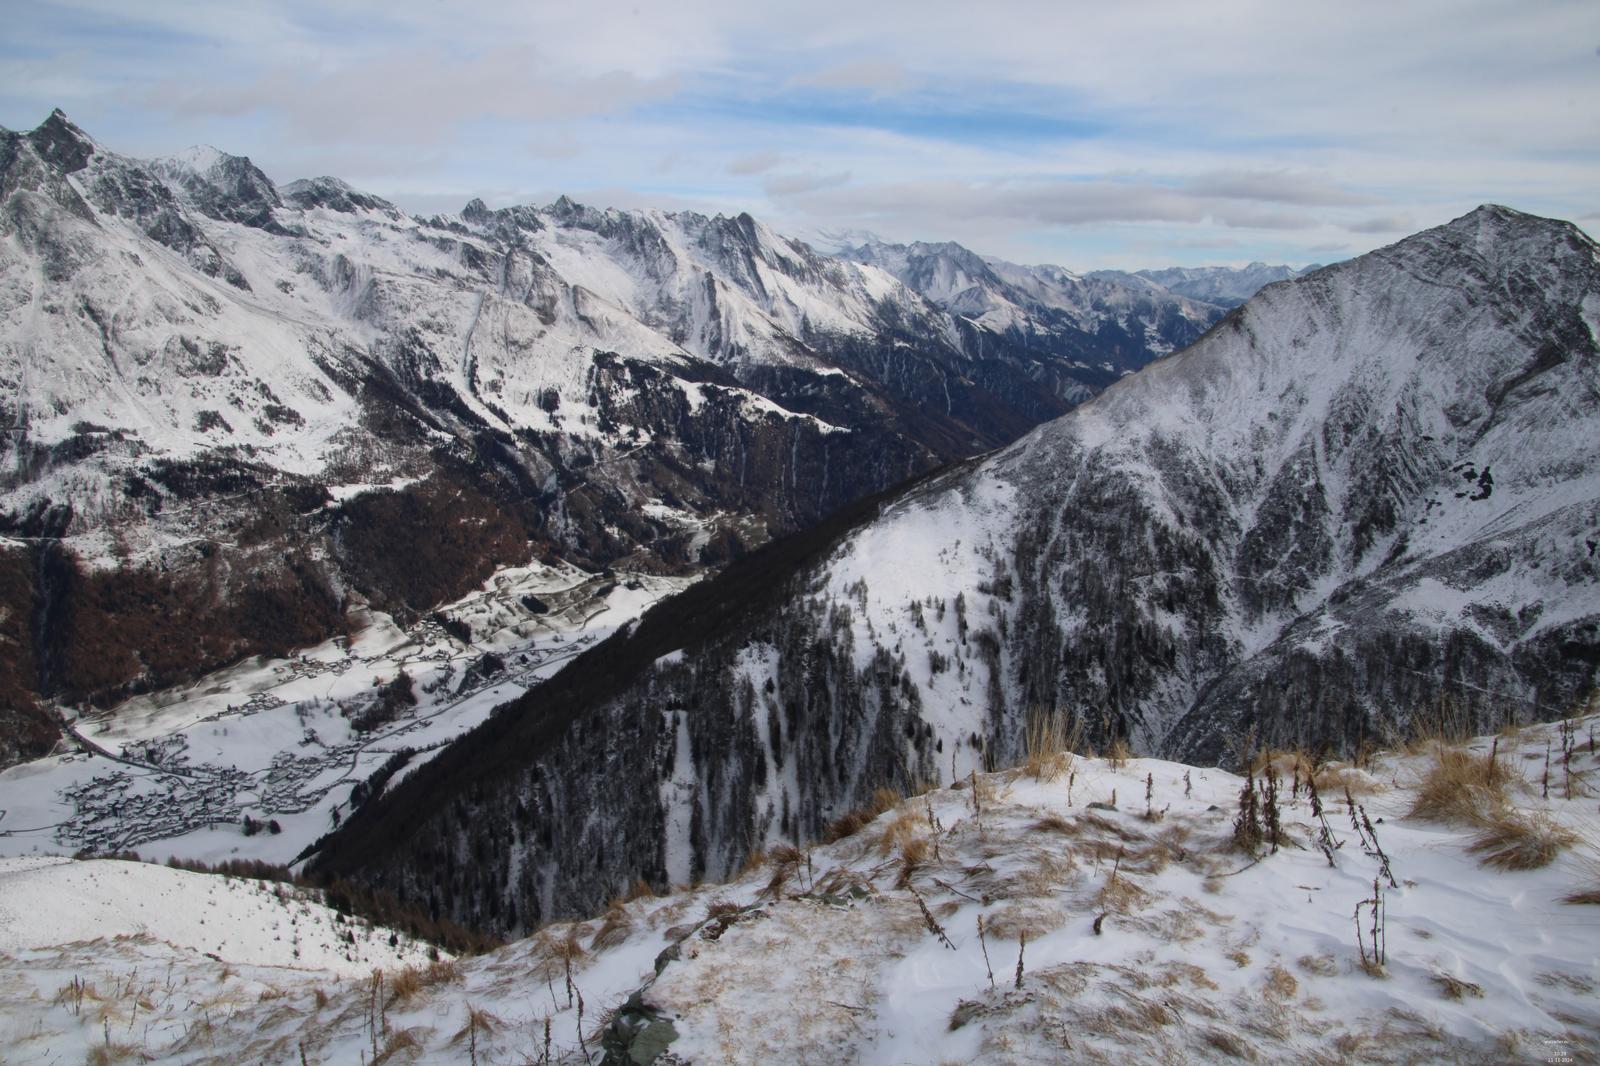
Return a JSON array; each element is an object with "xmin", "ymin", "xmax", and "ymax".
[
  {"xmin": 0, "ymin": 110, "xmax": 1223, "ymax": 770},
  {"xmin": 1, "ymin": 107, "xmax": 1597, "ymax": 979},
  {"xmin": 310, "ymin": 203, "xmax": 1600, "ymax": 936}
]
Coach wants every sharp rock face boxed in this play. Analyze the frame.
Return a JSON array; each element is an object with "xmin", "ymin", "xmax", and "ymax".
[{"xmin": 312, "ymin": 205, "xmax": 1600, "ymax": 934}]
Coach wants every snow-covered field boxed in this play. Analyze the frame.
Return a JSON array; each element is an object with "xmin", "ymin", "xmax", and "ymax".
[
  {"xmin": 3, "ymin": 716, "xmax": 1594, "ymax": 1064},
  {"xmin": 0, "ymin": 560, "xmax": 694, "ymax": 868}
]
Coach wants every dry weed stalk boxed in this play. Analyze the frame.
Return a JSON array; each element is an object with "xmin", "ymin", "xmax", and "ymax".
[
  {"xmin": 1233, "ymin": 769, "xmax": 1263, "ymax": 854},
  {"xmin": 1307, "ymin": 773, "xmax": 1341, "ymax": 867},
  {"xmin": 1354, "ymin": 877, "xmax": 1386, "ymax": 975},
  {"xmin": 908, "ymin": 884, "xmax": 956, "ymax": 950},
  {"xmin": 976, "ymin": 914, "xmax": 995, "ymax": 989}
]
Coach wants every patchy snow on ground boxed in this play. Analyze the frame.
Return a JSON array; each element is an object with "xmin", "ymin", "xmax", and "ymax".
[{"xmin": 3, "ymin": 715, "xmax": 1595, "ymax": 1064}]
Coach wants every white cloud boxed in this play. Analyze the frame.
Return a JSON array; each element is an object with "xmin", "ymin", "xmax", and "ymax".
[
  {"xmin": 789, "ymin": 59, "xmax": 918, "ymax": 96},
  {"xmin": 4, "ymin": 0, "xmax": 1596, "ymax": 267},
  {"xmin": 728, "ymin": 150, "xmax": 783, "ymax": 175}
]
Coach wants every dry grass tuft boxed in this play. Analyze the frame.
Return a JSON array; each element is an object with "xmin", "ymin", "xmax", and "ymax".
[
  {"xmin": 372, "ymin": 1027, "xmax": 425, "ymax": 1064},
  {"xmin": 1201, "ymin": 1028, "xmax": 1255, "ymax": 1060},
  {"xmin": 1107, "ymin": 736, "xmax": 1133, "ymax": 769},
  {"xmin": 873, "ymin": 810, "xmax": 923, "ymax": 856},
  {"xmin": 982, "ymin": 901, "xmax": 1067, "ymax": 941},
  {"xmin": 590, "ymin": 899, "xmax": 634, "ymax": 950},
  {"xmin": 896, "ymin": 835, "xmax": 932, "ymax": 888},
  {"xmin": 1313, "ymin": 763, "xmax": 1383, "ymax": 797},
  {"xmin": 1031, "ymin": 813, "xmax": 1074, "ymax": 835},
  {"xmin": 1263, "ymin": 963, "xmax": 1298, "ymax": 1001},
  {"xmin": 1407, "ymin": 744, "xmax": 1510, "ymax": 825},
  {"xmin": 762, "ymin": 844, "xmax": 805, "ymax": 898},
  {"xmin": 1466, "ymin": 812, "xmax": 1577, "ymax": 870},
  {"xmin": 822, "ymin": 787, "xmax": 902, "ymax": 843},
  {"xmin": 625, "ymin": 877, "xmax": 655, "ymax": 901},
  {"xmin": 386, "ymin": 958, "xmax": 461, "ymax": 1005},
  {"xmin": 451, "ymin": 1003, "xmax": 504, "ymax": 1043},
  {"xmin": 1430, "ymin": 973, "xmax": 1484, "ymax": 1001},
  {"xmin": 1023, "ymin": 711, "xmax": 1079, "ymax": 781},
  {"xmin": 85, "ymin": 1045, "xmax": 144, "ymax": 1066},
  {"xmin": 1297, "ymin": 954, "xmax": 1338, "ymax": 977}
]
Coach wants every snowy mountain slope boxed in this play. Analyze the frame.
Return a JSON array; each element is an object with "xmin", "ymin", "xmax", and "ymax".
[
  {"xmin": 841, "ymin": 237, "xmax": 1227, "ymax": 390},
  {"xmin": 6, "ymin": 717, "xmax": 1597, "ymax": 1063},
  {"xmin": 310, "ymin": 205, "xmax": 1600, "ymax": 934},
  {"xmin": 1, "ymin": 109, "xmax": 1162, "ymax": 741},
  {"xmin": 1092, "ymin": 261, "xmax": 1318, "ymax": 308},
  {"xmin": 0, "ymin": 855, "xmax": 436, "ymax": 975}
]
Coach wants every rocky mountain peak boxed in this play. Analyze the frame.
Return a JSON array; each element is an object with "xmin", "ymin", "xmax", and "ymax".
[
  {"xmin": 153, "ymin": 145, "xmax": 283, "ymax": 231},
  {"xmin": 279, "ymin": 175, "xmax": 399, "ymax": 216},
  {"xmin": 27, "ymin": 108, "xmax": 96, "ymax": 174}
]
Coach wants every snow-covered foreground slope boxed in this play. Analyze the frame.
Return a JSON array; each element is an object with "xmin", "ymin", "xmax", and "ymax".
[
  {"xmin": 0, "ymin": 559, "xmax": 693, "ymax": 866},
  {"xmin": 0, "ymin": 855, "xmax": 434, "ymax": 974},
  {"xmin": 4, "ymin": 717, "xmax": 1596, "ymax": 1064}
]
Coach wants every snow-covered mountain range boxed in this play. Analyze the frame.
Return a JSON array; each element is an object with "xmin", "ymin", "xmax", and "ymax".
[
  {"xmin": 310, "ymin": 204, "xmax": 1600, "ymax": 934},
  {"xmin": 1090, "ymin": 262, "xmax": 1317, "ymax": 308},
  {"xmin": 840, "ymin": 237, "xmax": 1223, "ymax": 397},
  {"xmin": 0, "ymin": 110, "xmax": 1225, "ymax": 759}
]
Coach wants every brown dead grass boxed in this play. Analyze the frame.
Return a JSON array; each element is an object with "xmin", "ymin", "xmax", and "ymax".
[
  {"xmin": 1407, "ymin": 744, "xmax": 1510, "ymax": 825},
  {"xmin": 1467, "ymin": 812, "xmax": 1577, "ymax": 870},
  {"xmin": 590, "ymin": 899, "xmax": 634, "ymax": 950},
  {"xmin": 386, "ymin": 958, "xmax": 461, "ymax": 1005},
  {"xmin": 1263, "ymin": 964, "xmax": 1298, "ymax": 1001},
  {"xmin": 1430, "ymin": 973, "xmax": 1484, "ymax": 1001},
  {"xmin": 1023, "ymin": 712, "xmax": 1079, "ymax": 781},
  {"xmin": 896, "ymin": 835, "xmax": 932, "ymax": 888},
  {"xmin": 822, "ymin": 786, "xmax": 902, "ymax": 843},
  {"xmin": 873, "ymin": 809, "xmax": 923, "ymax": 856},
  {"xmin": 1297, "ymin": 954, "xmax": 1338, "ymax": 977},
  {"xmin": 372, "ymin": 1027, "xmax": 425, "ymax": 1064}
]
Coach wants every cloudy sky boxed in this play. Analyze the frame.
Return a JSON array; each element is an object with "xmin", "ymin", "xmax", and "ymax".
[{"xmin": 3, "ymin": 0, "xmax": 1596, "ymax": 268}]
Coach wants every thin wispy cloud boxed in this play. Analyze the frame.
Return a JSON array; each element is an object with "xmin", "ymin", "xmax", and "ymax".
[{"xmin": 2, "ymin": 0, "xmax": 1594, "ymax": 268}]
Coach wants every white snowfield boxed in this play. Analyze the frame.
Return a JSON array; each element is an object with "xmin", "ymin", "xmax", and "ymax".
[
  {"xmin": 2, "ymin": 716, "xmax": 1594, "ymax": 1064},
  {"xmin": 0, "ymin": 855, "xmax": 434, "ymax": 976}
]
